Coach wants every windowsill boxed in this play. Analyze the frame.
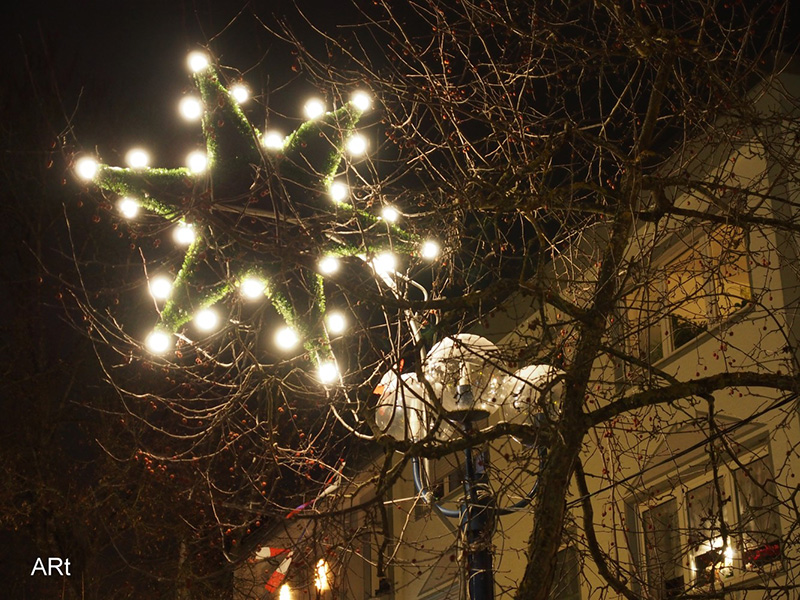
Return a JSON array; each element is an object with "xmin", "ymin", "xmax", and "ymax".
[
  {"xmin": 650, "ymin": 302, "xmax": 755, "ymax": 369},
  {"xmin": 688, "ymin": 558, "xmax": 785, "ymax": 596}
]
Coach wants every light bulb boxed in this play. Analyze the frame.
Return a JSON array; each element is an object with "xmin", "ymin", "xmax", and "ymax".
[
  {"xmin": 173, "ymin": 222, "xmax": 196, "ymax": 245},
  {"xmin": 145, "ymin": 330, "xmax": 172, "ymax": 354},
  {"xmin": 262, "ymin": 131, "xmax": 284, "ymax": 150},
  {"xmin": 118, "ymin": 197, "xmax": 139, "ymax": 219},
  {"xmin": 275, "ymin": 326, "xmax": 299, "ymax": 350},
  {"xmin": 346, "ymin": 134, "xmax": 367, "ymax": 156},
  {"xmin": 351, "ymin": 91, "xmax": 372, "ymax": 112},
  {"xmin": 372, "ymin": 252, "xmax": 397, "ymax": 276},
  {"xmin": 240, "ymin": 277, "xmax": 266, "ymax": 299},
  {"xmin": 187, "ymin": 51, "xmax": 210, "ymax": 73},
  {"xmin": 303, "ymin": 98, "xmax": 325, "ymax": 120},
  {"xmin": 75, "ymin": 156, "xmax": 99, "ymax": 181},
  {"xmin": 329, "ymin": 181, "xmax": 348, "ymax": 203},
  {"xmin": 279, "ymin": 584, "xmax": 291, "ymax": 600},
  {"xmin": 125, "ymin": 148, "xmax": 150, "ymax": 169},
  {"xmin": 381, "ymin": 206, "xmax": 399, "ymax": 223},
  {"xmin": 318, "ymin": 256, "xmax": 340, "ymax": 275},
  {"xmin": 186, "ymin": 151, "xmax": 208, "ymax": 174},
  {"xmin": 194, "ymin": 308, "xmax": 220, "ymax": 332},
  {"xmin": 326, "ymin": 312, "xmax": 346, "ymax": 335},
  {"xmin": 421, "ymin": 240, "xmax": 440, "ymax": 260},
  {"xmin": 149, "ymin": 276, "xmax": 172, "ymax": 300},
  {"xmin": 230, "ymin": 84, "xmax": 249, "ymax": 104},
  {"xmin": 179, "ymin": 97, "xmax": 203, "ymax": 121},
  {"xmin": 317, "ymin": 362, "xmax": 339, "ymax": 385}
]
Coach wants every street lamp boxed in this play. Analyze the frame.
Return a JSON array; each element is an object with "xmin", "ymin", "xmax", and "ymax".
[{"xmin": 375, "ymin": 336, "xmax": 564, "ymax": 600}]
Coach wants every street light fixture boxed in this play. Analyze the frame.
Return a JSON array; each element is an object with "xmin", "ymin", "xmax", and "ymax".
[{"xmin": 376, "ymin": 334, "xmax": 564, "ymax": 600}]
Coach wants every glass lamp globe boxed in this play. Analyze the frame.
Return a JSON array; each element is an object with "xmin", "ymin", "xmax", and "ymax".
[
  {"xmin": 423, "ymin": 334, "xmax": 502, "ymax": 421},
  {"xmin": 374, "ymin": 371, "xmax": 427, "ymax": 440},
  {"xmin": 497, "ymin": 364, "xmax": 565, "ymax": 423}
]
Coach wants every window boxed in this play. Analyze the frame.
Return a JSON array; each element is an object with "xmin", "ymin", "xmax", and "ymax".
[
  {"xmin": 549, "ymin": 546, "xmax": 581, "ymax": 600},
  {"xmin": 642, "ymin": 498, "xmax": 683, "ymax": 599},
  {"xmin": 638, "ymin": 451, "xmax": 782, "ymax": 597},
  {"xmin": 734, "ymin": 457, "xmax": 782, "ymax": 569},
  {"xmin": 625, "ymin": 226, "xmax": 751, "ymax": 365},
  {"xmin": 685, "ymin": 479, "xmax": 734, "ymax": 587}
]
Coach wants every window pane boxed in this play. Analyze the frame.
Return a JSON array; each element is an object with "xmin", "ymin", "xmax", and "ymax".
[
  {"xmin": 626, "ymin": 284, "xmax": 664, "ymax": 363},
  {"xmin": 735, "ymin": 457, "xmax": 782, "ymax": 569},
  {"xmin": 686, "ymin": 479, "xmax": 733, "ymax": 586},
  {"xmin": 642, "ymin": 498, "xmax": 684, "ymax": 599},
  {"xmin": 549, "ymin": 546, "xmax": 581, "ymax": 600},
  {"xmin": 707, "ymin": 226, "xmax": 751, "ymax": 318},
  {"xmin": 665, "ymin": 250, "xmax": 709, "ymax": 350}
]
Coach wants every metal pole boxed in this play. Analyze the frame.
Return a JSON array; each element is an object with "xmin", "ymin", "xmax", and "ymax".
[{"xmin": 461, "ymin": 423, "xmax": 495, "ymax": 600}]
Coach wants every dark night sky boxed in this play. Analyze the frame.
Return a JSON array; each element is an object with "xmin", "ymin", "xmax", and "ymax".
[{"xmin": 3, "ymin": 0, "xmax": 359, "ymax": 166}]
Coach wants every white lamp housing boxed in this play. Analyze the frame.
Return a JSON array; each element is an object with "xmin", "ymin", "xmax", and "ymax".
[
  {"xmin": 424, "ymin": 334, "xmax": 502, "ymax": 419},
  {"xmin": 374, "ymin": 372, "xmax": 425, "ymax": 440},
  {"xmin": 497, "ymin": 364, "xmax": 565, "ymax": 423}
]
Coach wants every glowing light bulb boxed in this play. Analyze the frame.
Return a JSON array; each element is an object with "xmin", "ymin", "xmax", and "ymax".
[
  {"xmin": 149, "ymin": 276, "xmax": 172, "ymax": 300},
  {"xmin": 145, "ymin": 330, "xmax": 172, "ymax": 354},
  {"xmin": 318, "ymin": 256, "xmax": 340, "ymax": 275},
  {"xmin": 326, "ymin": 312, "xmax": 347, "ymax": 335},
  {"xmin": 186, "ymin": 151, "xmax": 208, "ymax": 174},
  {"xmin": 125, "ymin": 148, "xmax": 150, "ymax": 169},
  {"xmin": 421, "ymin": 240, "xmax": 440, "ymax": 260},
  {"xmin": 351, "ymin": 91, "xmax": 372, "ymax": 112},
  {"xmin": 381, "ymin": 206, "xmax": 399, "ymax": 223},
  {"xmin": 303, "ymin": 98, "xmax": 325, "ymax": 119},
  {"xmin": 275, "ymin": 326, "xmax": 299, "ymax": 350},
  {"xmin": 262, "ymin": 131, "xmax": 284, "ymax": 150},
  {"xmin": 173, "ymin": 222, "xmax": 196, "ymax": 245},
  {"xmin": 724, "ymin": 545, "xmax": 734, "ymax": 564},
  {"xmin": 240, "ymin": 277, "xmax": 266, "ymax": 299},
  {"xmin": 230, "ymin": 84, "xmax": 249, "ymax": 104},
  {"xmin": 117, "ymin": 197, "xmax": 139, "ymax": 219},
  {"xmin": 179, "ymin": 96, "xmax": 203, "ymax": 120},
  {"xmin": 329, "ymin": 181, "xmax": 348, "ymax": 203},
  {"xmin": 75, "ymin": 156, "xmax": 99, "ymax": 181},
  {"xmin": 317, "ymin": 362, "xmax": 339, "ymax": 385},
  {"xmin": 194, "ymin": 308, "xmax": 220, "ymax": 332},
  {"xmin": 187, "ymin": 51, "xmax": 210, "ymax": 73},
  {"xmin": 279, "ymin": 584, "xmax": 291, "ymax": 600},
  {"xmin": 346, "ymin": 134, "xmax": 367, "ymax": 156},
  {"xmin": 372, "ymin": 252, "xmax": 397, "ymax": 276}
]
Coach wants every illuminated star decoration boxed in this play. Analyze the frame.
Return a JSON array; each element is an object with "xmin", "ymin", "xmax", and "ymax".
[{"xmin": 75, "ymin": 51, "xmax": 436, "ymax": 383}]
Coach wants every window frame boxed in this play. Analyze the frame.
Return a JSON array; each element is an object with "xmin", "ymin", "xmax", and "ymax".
[
  {"xmin": 624, "ymin": 226, "xmax": 753, "ymax": 367},
  {"xmin": 634, "ymin": 444, "xmax": 782, "ymax": 598}
]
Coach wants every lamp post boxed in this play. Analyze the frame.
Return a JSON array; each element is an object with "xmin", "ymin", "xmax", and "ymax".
[{"xmin": 375, "ymin": 334, "xmax": 564, "ymax": 600}]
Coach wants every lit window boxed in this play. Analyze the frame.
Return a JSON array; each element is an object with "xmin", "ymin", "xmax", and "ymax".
[
  {"xmin": 735, "ymin": 457, "xmax": 782, "ymax": 570},
  {"xmin": 685, "ymin": 479, "xmax": 734, "ymax": 586},
  {"xmin": 642, "ymin": 498, "xmax": 684, "ymax": 599},
  {"xmin": 625, "ymin": 226, "xmax": 751, "ymax": 364},
  {"xmin": 314, "ymin": 558, "xmax": 330, "ymax": 591},
  {"xmin": 638, "ymin": 448, "xmax": 781, "ymax": 597}
]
